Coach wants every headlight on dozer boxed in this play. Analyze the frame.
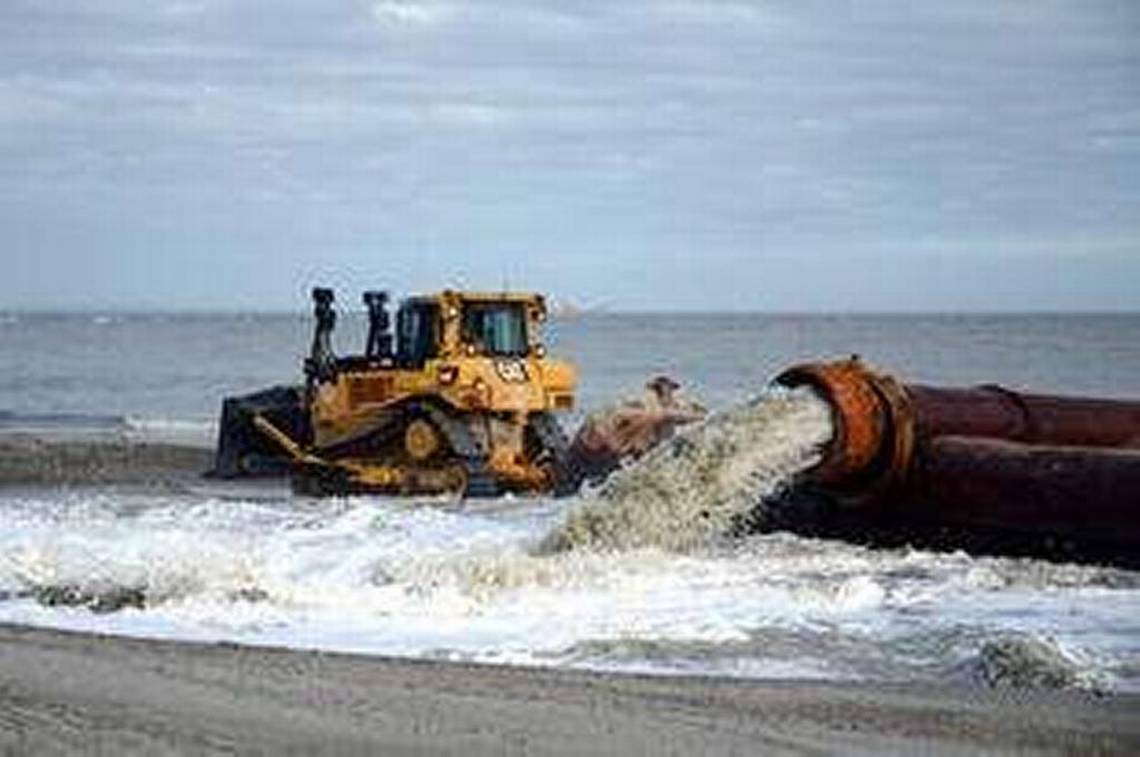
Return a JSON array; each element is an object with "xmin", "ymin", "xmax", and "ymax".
[{"xmin": 549, "ymin": 393, "xmax": 574, "ymax": 411}]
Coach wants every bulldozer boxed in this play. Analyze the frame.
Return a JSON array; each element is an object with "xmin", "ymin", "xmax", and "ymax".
[{"xmin": 212, "ymin": 287, "xmax": 578, "ymax": 497}]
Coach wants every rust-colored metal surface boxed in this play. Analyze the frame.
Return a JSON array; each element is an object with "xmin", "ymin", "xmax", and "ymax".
[
  {"xmin": 775, "ymin": 358, "xmax": 916, "ymax": 505},
  {"xmin": 911, "ymin": 436, "xmax": 1140, "ymax": 543},
  {"xmin": 909, "ymin": 385, "xmax": 1140, "ymax": 449},
  {"xmin": 567, "ymin": 382, "xmax": 707, "ymax": 484},
  {"xmin": 774, "ymin": 359, "xmax": 886, "ymax": 484},
  {"xmin": 776, "ymin": 358, "xmax": 1140, "ymax": 553}
]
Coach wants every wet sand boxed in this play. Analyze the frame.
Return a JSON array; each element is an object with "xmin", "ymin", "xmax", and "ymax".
[
  {"xmin": 0, "ymin": 624, "xmax": 1136, "ymax": 756},
  {"xmin": 0, "ymin": 432, "xmax": 212, "ymax": 487}
]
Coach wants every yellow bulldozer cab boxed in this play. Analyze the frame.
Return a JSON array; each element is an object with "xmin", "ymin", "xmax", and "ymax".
[{"xmin": 309, "ymin": 290, "xmax": 576, "ymax": 451}]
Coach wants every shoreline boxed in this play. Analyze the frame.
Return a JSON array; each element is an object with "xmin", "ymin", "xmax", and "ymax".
[
  {"xmin": 0, "ymin": 431, "xmax": 212, "ymax": 488},
  {"xmin": 1, "ymin": 623, "xmax": 1137, "ymax": 755}
]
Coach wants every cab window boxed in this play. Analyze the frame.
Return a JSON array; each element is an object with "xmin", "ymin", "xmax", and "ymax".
[
  {"xmin": 397, "ymin": 303, "xmax": 438, "ymax": 365},
  {"xmin": 462, "ymin": 303, "xmax": 528, "ymax": 356}
]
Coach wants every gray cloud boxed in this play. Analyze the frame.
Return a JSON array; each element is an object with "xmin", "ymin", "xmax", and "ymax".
[{"xmin": 2, "ymin": 0, "xmax": 1138, "ymax": 310}]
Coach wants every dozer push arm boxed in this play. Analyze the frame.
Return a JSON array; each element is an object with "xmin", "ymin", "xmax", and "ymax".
[{"xmin": 250, "ymin": 414, "xmax": 328, "ymax": 468}]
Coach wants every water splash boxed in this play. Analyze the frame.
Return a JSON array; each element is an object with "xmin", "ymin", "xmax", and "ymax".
[
  {"xmin": 1, "ymin": 491, "xmax": 1137, "ymax": 689},
  {"xmin": 969, "ymin": 634, "xmax": 1109, "ymax": 692},
  {"xmin": 540, "ymin": 388, "xmax": 833, "ymax": 553}
]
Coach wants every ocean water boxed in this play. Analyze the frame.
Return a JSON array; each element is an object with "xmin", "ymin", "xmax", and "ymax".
[
  {"xmin": 2, "ymin": 311, "xmax": 1139, "ymax": 434},
  {"xmin": 0, "ymin": 311, "xmax": 1138, "ymax": 690}
]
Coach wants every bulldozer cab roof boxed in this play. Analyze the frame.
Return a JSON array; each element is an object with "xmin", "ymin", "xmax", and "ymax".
[{"xmin": 402, "ymin": 291, "xmax": 547, "ymax": 312}]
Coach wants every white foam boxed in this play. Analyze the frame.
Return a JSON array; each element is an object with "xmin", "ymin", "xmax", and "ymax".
[
  {"xmin": 0, "ymin": 490, "xmax": 1136, "ymax": 690},
  {"xmin": 124, "ymin": 416, "xmax": 217, "ymax": 445}
]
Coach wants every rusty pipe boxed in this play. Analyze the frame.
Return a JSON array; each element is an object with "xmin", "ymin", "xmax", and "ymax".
[
  {"xmin": 907, "ymin": 385, "xmax": 1140, "ymax": 449},
  {"xmin": 774, "ymin": 358, "xmax": 1140, "ymax": 542},
  {"xmin": 774, "ymin": 358, "xmax": 915, "ymax": 506},
  {"xmin": 912, "ymin": 436, "xmax": 1140, "ymax": 542}
]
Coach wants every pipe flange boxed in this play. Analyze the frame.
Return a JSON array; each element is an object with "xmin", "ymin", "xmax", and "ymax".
[{"xmin": 775, "ymin": 357, "xmax": 916, "ymax": 510}]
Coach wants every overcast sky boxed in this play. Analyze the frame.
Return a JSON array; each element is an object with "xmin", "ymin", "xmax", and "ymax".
[{"xmin": 2, "ymin": 1, "xmax": 1138, "ymax": 311}]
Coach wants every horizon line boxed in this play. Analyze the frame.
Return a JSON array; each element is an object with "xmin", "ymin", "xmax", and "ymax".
[{"xmin": 3, "ymin": 307, "xmax": 1139, "ymax": 318}]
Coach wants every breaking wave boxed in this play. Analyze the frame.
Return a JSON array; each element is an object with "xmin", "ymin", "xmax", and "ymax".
[
  {"xmin": 967, "ymin": 634, "xmax": 1109, "ymax": 692},
  {"xmin": 540, "ymin": 388, "xmax": 833, "ymax": 553},
  {"xmin": 0, "ymin": 493, "xmax": 1136, "ymax": 689}
]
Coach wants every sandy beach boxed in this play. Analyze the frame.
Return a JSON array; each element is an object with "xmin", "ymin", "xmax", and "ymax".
[{"xmin": 1, "ymin": 623, "xmax": 1137, "ymax": 755}]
